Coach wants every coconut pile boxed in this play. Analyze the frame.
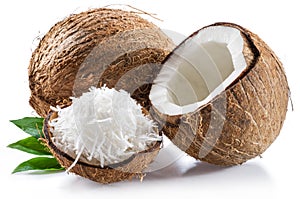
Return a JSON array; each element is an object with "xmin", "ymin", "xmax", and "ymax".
[
  {"xmin": 49, "ymin": 86, "xmax": 161, "ymax": 169},
  {"xmin": 28, "ymin": 8, "xmax": 289, "ymax": 183}
]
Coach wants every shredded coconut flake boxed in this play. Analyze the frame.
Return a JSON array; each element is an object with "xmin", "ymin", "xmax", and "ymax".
[{"xmin": 49, "ymin": 86, "xmax": 161, "ymax": 169}]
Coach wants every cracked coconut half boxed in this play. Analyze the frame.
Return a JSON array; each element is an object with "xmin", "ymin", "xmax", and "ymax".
[
  {"xmin": 150, "ymin": 22, "xmax": 289, "ymax": 166},
  {"xmin": 44, "ymin": 86, "xmax": 161, "ymax": 183}
]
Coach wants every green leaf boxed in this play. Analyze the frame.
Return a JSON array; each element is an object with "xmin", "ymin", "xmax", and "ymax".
[
  {"xmin": 12, "ymin": 157, "xmax": 64, "ymax": 174},
  {"xmin": 10, "ymin": 117, "xmax": 44, "ymax": 138},
  {"xmin": 7, "ymin": 136, "xmax": 51, "ymax": 155}
]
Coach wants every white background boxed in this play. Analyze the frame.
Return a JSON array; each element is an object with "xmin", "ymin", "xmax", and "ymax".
[{"xmin": 0, "ymin": 0, "xmax": 299, "ymax": 198}]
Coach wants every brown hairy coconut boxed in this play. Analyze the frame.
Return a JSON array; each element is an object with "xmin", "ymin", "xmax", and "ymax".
[
  {"xmin": 29, "ymin": 8, "xmax": 174, "ymax": 183},
  {"xmin": 149, "ymin": 22, "xmax": 289, "ymax": 166},
  {"xmin": 29, "ymin": 8, "xmax": 174, "ymax": 117}
]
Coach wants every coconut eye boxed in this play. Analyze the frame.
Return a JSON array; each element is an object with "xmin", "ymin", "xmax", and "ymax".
[{"xmin": 150, "ymin": 23, "xmax": 289, "ymax": 166}]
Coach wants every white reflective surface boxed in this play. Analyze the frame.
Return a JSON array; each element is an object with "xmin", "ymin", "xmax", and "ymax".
[{"xmin": 0, "ymin": 1, "xmax": 298, "ymax": 199}]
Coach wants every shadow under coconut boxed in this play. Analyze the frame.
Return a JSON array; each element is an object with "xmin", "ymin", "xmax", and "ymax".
[
  {"xmin": 145, "ymin": 155, "xmax": 273, "ymax": 186},
  {"xmin": 53, "ymin": 156, "xmax": 274, "ymax": 194},
  {"xmin": 144, "ymin": 155, "xmax": 227, "ymax": 181},
  {"xmin": 21, "ymin": 170, "xmax": 65, "ymax": 175}
]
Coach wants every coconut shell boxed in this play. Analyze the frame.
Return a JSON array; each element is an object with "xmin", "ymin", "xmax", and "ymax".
[
  {"xmin": 43, "ymin": 111, "xmax": 161, "ymax": 184},
  {"xmin": 29, "ymin": 8, "xmax": 174, "ymax": 117},
  {"xmin": 150, "ymin": 22, "xmax": 289, "ymax": 166}
]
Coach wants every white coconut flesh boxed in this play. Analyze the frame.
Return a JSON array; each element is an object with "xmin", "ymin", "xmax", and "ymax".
[
  {"xmin": 49, "ymin": 86, "xmax": 161, "ymax": 169},
  {"xmin": 150, "ymin": 26, "xmax": 247, "ymax": 115}
]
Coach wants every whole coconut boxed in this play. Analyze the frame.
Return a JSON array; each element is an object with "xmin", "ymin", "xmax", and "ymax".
[{"xmin": 29, "ymin": 8, "xmax": 174, "ymax": 117}]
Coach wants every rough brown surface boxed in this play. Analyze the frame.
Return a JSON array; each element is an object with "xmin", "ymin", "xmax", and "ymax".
[
  {"xmin": 43, "ymin": 111, "xmax": 161, "ymax": 184},
  {"xmin": 151, "ymin": 22, "xmax": 289, "ymax": 166},
  {"xmin": 29, "ymin": 8, "xmax": 174, "ymax": 117}
]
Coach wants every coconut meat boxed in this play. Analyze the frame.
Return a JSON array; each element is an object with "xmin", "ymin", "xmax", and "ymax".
[
  {"xmin": 49, "ymin": 86, "xmax": 161, "ymax": 169},
  {"xmin": 150, "ymin": 26, "xmax": 247, "ymax": 115}
]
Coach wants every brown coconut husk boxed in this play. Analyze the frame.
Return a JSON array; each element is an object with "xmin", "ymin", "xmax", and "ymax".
[
  {"xmin": 150, "ymin": 22, "xmax": 289, "ymax": 166},
  {"xmin": 29, "ymin": 8, "xmax": 174, "ymax": 117},
  {"xmin": 43, "ymin": 111, "xmax": 161, "ymax": 184}
]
